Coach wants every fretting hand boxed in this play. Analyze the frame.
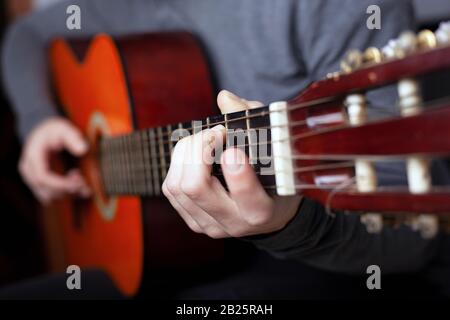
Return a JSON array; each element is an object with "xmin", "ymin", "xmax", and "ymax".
[{"xmin": 162, "ymin": 90, "xmax": 301, "ymax": 238}]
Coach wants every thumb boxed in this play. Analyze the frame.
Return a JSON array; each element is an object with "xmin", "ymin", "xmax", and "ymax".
[
  {"xmin": 221, "ymin": 148, "xmax": 272, "ymax": 214},
  {"xmin": 217, "ymin": 90, "xmax": 264, "ymax": 114},
  {"xmin": 58, "ymin": 122, "xmax": 89, "ymax": 156}
]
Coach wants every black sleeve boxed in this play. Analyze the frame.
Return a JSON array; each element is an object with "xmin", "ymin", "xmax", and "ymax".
[{"xmin": 248, "ymin": 198, "xmax": 441, "ymax": 275}]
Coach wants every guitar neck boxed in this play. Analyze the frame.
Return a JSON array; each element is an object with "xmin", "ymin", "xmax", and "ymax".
[{"xmin": 99, "ymin": 106, "xmax": 277, "ymax": 196}]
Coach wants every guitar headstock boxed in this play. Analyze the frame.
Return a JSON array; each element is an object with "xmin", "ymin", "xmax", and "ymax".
[{"xmin": 283, "ymin": 22, "xmax": 450, "ymax": 238}]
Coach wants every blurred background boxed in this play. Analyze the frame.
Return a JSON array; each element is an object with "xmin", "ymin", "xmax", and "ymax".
[{"xmin": 0, "ymin": 0, "xmax": 450, "ymax": 289}]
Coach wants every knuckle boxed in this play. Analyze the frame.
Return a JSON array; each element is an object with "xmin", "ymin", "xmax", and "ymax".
[
  {"xmin": 176, "ymin": 136, "xmax": 190, "ymax": 148},
  {"xmin": 188, "ymin": 223, "xmax": 203, "ymax": 234},
  {"xmin": 244, "ymin": 211, "xmax": 272, "ymax": 227},
  {"xmin": 161, "ymin": 182, "xmax": 170, "ymax": 197},
  {"xmin": 34, "ymin": 172, "xmax": 51, "ymax": 189},
  {"xmin": 33, "ymin": 175, "xmax": 46, "ymax": 187},
  {"xmin": 205, "ymin": 227, "xmax": 225, "ymax": 239},
  {"xmin": 227, "ymin": 227, "xmax": 246, "ymax": 238},
  {"xmin": 195, "ymin": 219, "xmax": 211, "ymax": 231},
  {"xmin": 180, "ymin": 181, "xmax": 204, "ymax": 200},
  {"xmin": 165, "ymin": 180, "xmax": 180, "ymax": 196}
]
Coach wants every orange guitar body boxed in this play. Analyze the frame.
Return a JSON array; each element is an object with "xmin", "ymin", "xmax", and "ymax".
[{"xmin": 48, "ymin": 33, "xmax": 223, "ymax": 296}]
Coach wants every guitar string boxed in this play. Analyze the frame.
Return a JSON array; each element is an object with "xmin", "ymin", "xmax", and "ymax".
[
  {"xmin": 100, "ymin": 117, "xmax": 447, "ymax": 181},
  {"xmin": 100, "ymin": 100, "xmax": 450, "ymax": 194},
  {"xmin": 104, "ymin": 94, "xmax": 404, "ymax": 143},
  {"xmin": 104, "ymin": 106, "xmax": 439, "ymax": 150},
  {"xmin": 102, "ymin": 140, "xmax": 440, "ymax": 164},
  {"xmin": 102, "ymin": 158, "xmax": 412, "ymax": 194},
  {"xmin": 103, "ymin": 96, "xmax": 450, "ymax": 150},
  {"xmin": 122, "ymin": 100, "xmax": 399, "ymax": 144}
]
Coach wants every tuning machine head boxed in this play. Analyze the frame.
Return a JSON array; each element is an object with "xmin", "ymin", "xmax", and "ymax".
[
  {"xmin": 340, "ymin": 49, "xmax": 363, "ymax": 73},
  {"xmin": 417, "ymin": 30, "xmax": 438, "ymax": 50},
  {"xmin": 436, "ymin": 21, "xmax": 450, "ymax": 46},
  {"xmin": 363, "ymin": 47, "xmax": 383, "ymax": 64},
  {"xmin": 335, "ymin": 22, "xmax": 450, "ymax": 77}
]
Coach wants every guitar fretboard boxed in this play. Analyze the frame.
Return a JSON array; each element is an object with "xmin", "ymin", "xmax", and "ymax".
[{"xmin": 99, "ymin": 106, "xmax": 276, "ymax": 196}]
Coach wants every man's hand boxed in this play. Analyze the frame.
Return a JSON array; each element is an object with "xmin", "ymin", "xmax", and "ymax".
[
  {"xmin": 19, "ymin": 117, "xmax": 92, "ymax": 204},
  {"xmin": 163, "ymin": 90, "xmax": 301, "ymax": 239}
]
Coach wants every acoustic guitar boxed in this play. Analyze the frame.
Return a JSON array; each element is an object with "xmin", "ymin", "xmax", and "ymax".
[{"xmin": 47, "ymin": 24, "xmax": 450, "ymax": 296}]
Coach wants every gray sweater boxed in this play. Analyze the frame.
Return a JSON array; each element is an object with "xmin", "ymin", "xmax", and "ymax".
[{"xmin": 1, "ymin": 0, "xmax": 440, "ymax": 275}]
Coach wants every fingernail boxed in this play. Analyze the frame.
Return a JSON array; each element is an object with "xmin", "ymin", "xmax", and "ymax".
[
  {"xmin": 223, "ymin": 149, "xmax": 245, "ymax": 173},
  {"xmin": 224, "ymin": 90, "xmax": 240, "ymax": 101},
  {"xmin": 212, "ymin": 124, "xmax": 226, "ymax": 132}
]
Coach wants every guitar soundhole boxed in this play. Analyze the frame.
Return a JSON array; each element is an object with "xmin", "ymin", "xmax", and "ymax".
[{"xmin": 86, "ymin": 111, "xmax": 118, "ymax": 222}]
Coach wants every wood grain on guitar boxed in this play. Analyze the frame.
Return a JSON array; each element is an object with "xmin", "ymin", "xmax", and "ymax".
[{"xmin": 47, "ymin": 22, "xmax": 450, "ymax": 296}]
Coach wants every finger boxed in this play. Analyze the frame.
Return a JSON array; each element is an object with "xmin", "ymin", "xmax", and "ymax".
[
  {"xmin": 49, "ymin": 122, "xmax": 88, "ymax": 156},
  {"xmin": 217, "ymin": 90, "xmax": 264, "ymax": 114},
  {"xmin": 164, "ymin": 138, "xmax": 214, "ymax": 228},
  {"xmin": 221, "ymin": 147, "xmax": 273, "ymax": 224},
  {"xmin": 182, "ymin": 125, "xmax": 225, "ymax": 195},
  {"xmin": 27, "ymin": 149, "xmax": 86, "ymax": 195},
  {"xmin": 180, "ymin": 127, "xmax": 238, "ymax": 224},
  {"xmin": 162, "ymin": 181, "xmax": 203, "ymax": 233},
  {"xmin": 33, "ymin": 187, "xmax": 54, "ymax": 205},
  {"xmin": 164, "ymin": 174, "xmax": 229, "ymax": 238},
  {"xmin": 164, "ymin": 132, "xmax": 231, "ymax": 237},
  {"xmin": 164, "ymin": 184, "xmax": 228, "ymax": 239},
  {"xmin": 20, "ymin": 160, "xmax": 54, "ymax": 203},
  {"xmin": 67, "ymin": 169, "xmax": 92, "ymax": 197},
  {"xmin": 243, "ymin": 100, "xmax": 264, "ymax": 109}
]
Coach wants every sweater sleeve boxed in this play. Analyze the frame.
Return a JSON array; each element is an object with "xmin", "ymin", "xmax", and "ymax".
[{"xmin": 1, "ymin": 0, "xmax": 174, "ymax": 140}]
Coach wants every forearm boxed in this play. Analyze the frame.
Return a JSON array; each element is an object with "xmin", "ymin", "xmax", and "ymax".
[
  {"xmin": 2, "ymin": 16, "xmax": 58, "ymax": 140},
  {"xmin": 1, "ymin": 0, "xmax": 163, "ymax": 140}
]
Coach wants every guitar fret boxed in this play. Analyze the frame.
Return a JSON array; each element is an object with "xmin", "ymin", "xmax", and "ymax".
[
  {"xmin": 167, "ymin": 125, "xmax": 174, "ymax": 154},
  {"xmin": 120, "ymin": 137, "xmax": 127, "ymax": 194},
  {"xmin": 157, "ymin": 127, "xmax": 167, "ymax": 180},
  {"xmin": 224, "ymin": 113, "xmax": 229, "ymax": 131},
  {"xmin": 124, "ymin": 135, "xmax": 131, "ymax": 195},
  {"xmin": 149, "ymin": 129, "xmax": 161, "ymax": 195},
  {"xmin": 108, "ymin": 139, "xmax": 115, "ymax": 194},
  {"xmin": 225, "ymin": 111, "xmax": 246, "ymax": 150},
  {"xmin": 245, "ymin": 109, "xmax": 256, "ymax": 167},
  {"xmin": 134, "ymin": 134, "xmax": 141, "ymax": 195},
  {"xmin": 142, "ymin": 131, "xmax": 154, "ymax": 196},
  {"xmin": 128, "ymin": 134, "xmax": 136, "ymax": 195},
  {"xmin": 124, "ymin": 135, "xmax": 131, "ymax": 194},
  {"xmin": 118, "ymin": 137, "xmax": 125, "ymax": 193},
  {"xmin": 129, "ymin": 135, "xmax": 136, "ymax": 195},
  {"xmin": 110, "ymin": 138, "xmax": 117, "ymax": 194},
  {"xmin": 134, "ymin": 132, "xmax": 145, "ymax": 195},
  {"xmin": 99, "ymin": 139, "xmax": 108, "ymax": 194}
]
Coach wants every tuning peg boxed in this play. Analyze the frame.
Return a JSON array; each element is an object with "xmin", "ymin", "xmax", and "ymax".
[
  {"xmin": 382, "ymin": 38, "xmax": 403, "ymax": 59},
  {"xmin": 363, "ymin": 47, "xmax": 383, "ymax": 64},
  {"xmin": 410, "ymin": 215, "xmax": 439, "ymax": 239},
  {"xmin": 361, "ymin": 213, "xmax": 383, "ymax": 234},
  {"xmin": 417, "ymin": 30, "xmax": 438, "ymax": 49},
  {"xmin": 341, "ymin": 49, "xmax": 363, "ymax": 73},
  {"xmin": 398, "ymin": 31, "xmax": 418, "ymax": 54},
  {"xmin": 326, "ymin": 71, "xmax": 341, "ymax": 80},
  {"xmin": 436, "ymin": 21, "xmax": 450, "ymax": 46}
]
